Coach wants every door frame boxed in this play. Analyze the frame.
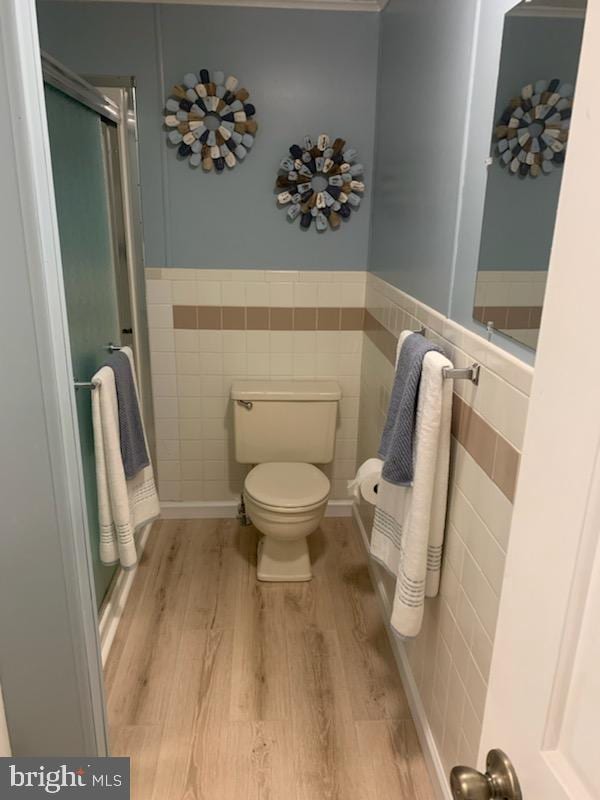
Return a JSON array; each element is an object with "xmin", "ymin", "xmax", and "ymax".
[
  {"xmin": 478, "ymin": 0, "xmax": 600, "ymax": 794},
  {"xmin": 42, "ymin": 51, "xmax": 119, "ymax": 123},
  {"xmin": 87, "ymin": 76, "xmax": 157, "ymax": 467},
  {"xmin": 0, "ymin": 0, "xmax": 109, "ymax": 754}
]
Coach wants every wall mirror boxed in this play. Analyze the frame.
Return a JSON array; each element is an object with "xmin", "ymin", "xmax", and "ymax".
[{"xmin": 473, "ymin": 0, "xmax": 586, "ymax": 351}]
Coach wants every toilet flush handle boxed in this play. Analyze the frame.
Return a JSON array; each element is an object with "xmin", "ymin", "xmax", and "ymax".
[{"xmin": 237, "ymin": 399, "xmax": 253, "ymax": 410}]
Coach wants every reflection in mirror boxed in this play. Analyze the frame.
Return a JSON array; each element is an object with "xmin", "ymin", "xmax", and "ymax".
[{"xmin": 473, "ymin": 0, "xmax": 586, "ymax": 350}]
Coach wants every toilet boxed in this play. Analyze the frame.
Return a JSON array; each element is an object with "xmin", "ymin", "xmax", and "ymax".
[{"xmin": 231, "ymin": 380, "xmax": 341, "ymax": 581}]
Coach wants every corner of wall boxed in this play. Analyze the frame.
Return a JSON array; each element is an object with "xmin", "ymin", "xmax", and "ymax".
[
  {"xmin": 152, "ymin": 3, "xmax": 170, "ymax": 268},
  {"xmin": 365, "ymin": 4, "xmax": 386, "ymax": 277}
]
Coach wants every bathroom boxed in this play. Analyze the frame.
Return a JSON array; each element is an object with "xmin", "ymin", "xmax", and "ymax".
[{"xmin": 0, "ymin": 0, "xmax": 597, "ymax": 798}]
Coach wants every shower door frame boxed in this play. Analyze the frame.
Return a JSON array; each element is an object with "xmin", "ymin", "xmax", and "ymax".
[
  {"xmin": 41, "ymin": 54, "xmax": 143, "ymax": 745},
  {"xmin": 43, "ymin": 53, "xmax": 131, "ymax": 612},
  {"xmin": 86, "ymin": 76, "xmax": 156, "ymax": 469}
]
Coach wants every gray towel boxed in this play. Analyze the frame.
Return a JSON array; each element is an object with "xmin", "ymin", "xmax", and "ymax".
[
  {"xmin": 378, "ymin": 333, "xmax": 444, "ymax": 486},
  {"xmin": 106, "ymin": 351, "xmax": 150, "ymax": 480}
]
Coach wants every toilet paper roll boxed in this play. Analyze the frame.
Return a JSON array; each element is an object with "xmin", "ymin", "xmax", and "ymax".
[{"xmin": 347, "ymin": 458, "xmax": 383, "ymax": 506}]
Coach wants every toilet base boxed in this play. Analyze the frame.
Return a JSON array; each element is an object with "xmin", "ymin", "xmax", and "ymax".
[{"xmin": 257, "ymin": 535, "xmax": 312, "ymax": 582}]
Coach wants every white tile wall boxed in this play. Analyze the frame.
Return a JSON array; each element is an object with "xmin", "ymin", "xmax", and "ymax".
[
  {"xmin": 146, "ymin": 268, "xmax": 366, "ymax": 503},
  {"xmin": 505, "ymin": 328, "xmax": 539, "ymax": 349},
  {"xmin": 149, "ymin": 267, "xmax": 366, "ymax": 307},
  {"xmin": 474, "ymin": 269, "xmax": 547, "ymax": 308},
  {"xmin": 356, "ymin": 272, "xmax": 532, "ymax": 774},
  {"xmin": 366, "ymin": 273, "xmax": 533, "ymax": 444}
]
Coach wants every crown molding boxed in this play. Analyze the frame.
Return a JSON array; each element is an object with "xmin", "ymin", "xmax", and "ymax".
[{"xmin": 39, "ymin": 0, "xmax": 389, "ymax": 11}]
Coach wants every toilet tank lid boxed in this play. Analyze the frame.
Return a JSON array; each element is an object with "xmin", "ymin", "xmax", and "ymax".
[{"xmin": 231, "ymin": 379, "xmax": 341, "ymax": 401}]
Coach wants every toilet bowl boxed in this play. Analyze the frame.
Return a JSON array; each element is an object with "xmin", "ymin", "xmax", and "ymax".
[{"xmin": 243, "ymin": 462, "xmax": 330, "ymax": 581}]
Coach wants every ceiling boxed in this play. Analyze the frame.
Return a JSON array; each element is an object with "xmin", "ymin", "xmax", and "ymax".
[
  {"xmin": 38, "ymin": 0, "xmax": 388, "ymax": 11},
  {"xmin": 38, "ymin": 0, "xmax": 589, "ymax": 15}
]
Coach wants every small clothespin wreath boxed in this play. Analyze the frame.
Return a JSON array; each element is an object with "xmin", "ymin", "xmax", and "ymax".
[
  {"xmin": 494, "ymin": 78, "xmax": 572, "ymax": 178},
  {"xmin": 164, "ymin": 69, "xmax": 257, "ymax": 171},
  {"xmin": 276, "ymin": 134, "xmax": 365, "ymax": 231}
]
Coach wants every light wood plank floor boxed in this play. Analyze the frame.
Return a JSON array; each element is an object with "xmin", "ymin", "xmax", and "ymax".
[{"xmin": 104, "ymin": 517, "xmax": 435, "ymax": 800}]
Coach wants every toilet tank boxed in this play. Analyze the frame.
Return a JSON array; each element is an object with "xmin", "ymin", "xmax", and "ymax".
[{"xmin": 231, "ymin": 380, "xmax": 341, "ymax": 464}]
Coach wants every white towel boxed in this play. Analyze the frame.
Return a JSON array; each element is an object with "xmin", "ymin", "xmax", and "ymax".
[
  {"xmin": 91, "ymin": 347, "xmax": 159, "ymax": 569},
  {"xmin": 370, "ymin": 332, "xmax": 452, "ymax": 637}
]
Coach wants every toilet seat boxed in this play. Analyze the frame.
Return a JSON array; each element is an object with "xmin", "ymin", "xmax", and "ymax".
[{"xmin": 244, "ymin": 462, "xmax": 330, "ymax": 512}]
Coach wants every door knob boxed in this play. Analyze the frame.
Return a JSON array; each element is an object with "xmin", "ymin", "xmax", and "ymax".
[{"xmin": 450, "ymin": 749, "xmax": 522, "ymax": 800}]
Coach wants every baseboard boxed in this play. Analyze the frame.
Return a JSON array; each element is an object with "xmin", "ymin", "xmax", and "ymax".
[
  {"xmin": 352, "ymin": 505, "xmax": 452, "ymax": 800},
  {"xmin": 325, "ymin": 499, "xmax": 353, "ymax": 517},
  {"xmin": 160, "ymin": 498, "xmax": 353, "ymax": 519},
  {"xmin": 160, "ymin": 500, "xmax": 239, "ymax": 519},
  {"xmin": 98, "ymin": 522, "xmax": 153, "ymax": 666}
]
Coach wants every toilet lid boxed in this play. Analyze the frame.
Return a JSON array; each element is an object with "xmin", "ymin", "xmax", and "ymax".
[{"xmin": 244, "ymin": 462, "xmax": 330, "ymax": 509}]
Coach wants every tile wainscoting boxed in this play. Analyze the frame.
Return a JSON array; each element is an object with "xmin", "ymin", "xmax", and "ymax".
[
  {"xmin": 474, "ymin": 270, "xmax": 547, "ymax": 349},
  {"xmin": 356, "ymin": 273, "xmax": 533, "ymax": 776},
  {"xmin": 145, "ymin": 268, "xmax": 366, "ymax": 503}
]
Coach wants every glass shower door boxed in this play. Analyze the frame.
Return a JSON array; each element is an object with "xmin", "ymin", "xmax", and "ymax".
[{"xmin": 44, "ymin": 84, "xmax": 123, "ymax": 608}]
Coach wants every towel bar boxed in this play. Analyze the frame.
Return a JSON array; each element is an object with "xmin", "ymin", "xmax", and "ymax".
[
  {"xmin": 73, "ymin": 343, "xmax": 123, "ymax": 390},
  {"xmin": 411, "ymin": 328, "xmax": 480, "ymax": 385},
  {"xmin": 75, "ymin": 341, "xmax": 479, "ymax": 388},
  {"xmin": 443, "ymin": 364, "xmax": 480, "ymax": 385}
]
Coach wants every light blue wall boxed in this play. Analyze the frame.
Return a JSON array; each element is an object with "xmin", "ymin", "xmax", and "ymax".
[
  {"xmin": 38, "ymin": 3, "xmax": 165, "ymax": 265},
  {"xmin": 368, "ymin": 0, "xmax": 544, "ymax": 362},
  {"xmin": 38, "ymin": 0, "xmax": 562, "ymax": 363},
  {"xmin": 478, "ymin": 16, "xmax": 584, "ymax": 271},
  {"xmin": 368, "ymin": 0, "xmax": 478, "ymax": 313},
  {"xmin": 37, "ymin": 2, "xmax": 379, "ymax": 270}
]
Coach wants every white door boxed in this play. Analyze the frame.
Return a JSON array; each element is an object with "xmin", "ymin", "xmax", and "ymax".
[{"xmin": 478, "ymin": 2, "xmax": 600, "ymax": 797}]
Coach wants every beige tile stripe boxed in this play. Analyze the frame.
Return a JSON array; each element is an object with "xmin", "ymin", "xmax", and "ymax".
[
  {"xmin": 173, "ymin": 305, "xmax": 365, "ymax": 331},
  {"xmin": 473, "ymin": 305, "xmax": 542, "ymax": 330},
  {"xmin": 363, "ymin": 311, "xmax": 520, "ymax": 502}
]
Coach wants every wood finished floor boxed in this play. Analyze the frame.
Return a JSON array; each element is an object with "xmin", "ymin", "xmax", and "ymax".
[{"xmin": 104, "ymin": 518, "xmax": 434, "ymax": 800}]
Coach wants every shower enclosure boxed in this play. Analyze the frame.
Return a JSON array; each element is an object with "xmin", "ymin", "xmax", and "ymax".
[{"xmin": 43, "ymin": 55, "xmax": 153, "ymax": 608}]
